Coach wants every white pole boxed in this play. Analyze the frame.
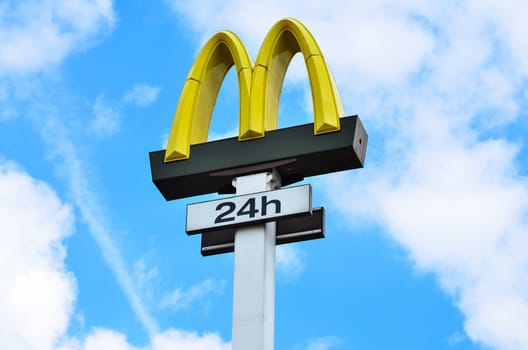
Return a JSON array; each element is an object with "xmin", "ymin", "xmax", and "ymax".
[{"xmin": 231, "ymin": 170, "xmax": 280, "ymax": 350}]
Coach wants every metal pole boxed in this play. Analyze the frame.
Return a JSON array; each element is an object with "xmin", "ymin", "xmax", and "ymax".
[{"xmin": 231, "ymin": 170, "xmax": 280, "ymax": 350}]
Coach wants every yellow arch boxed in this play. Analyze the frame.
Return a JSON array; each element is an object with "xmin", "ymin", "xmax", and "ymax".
[
  {"xmin": 165, "ymin": 31, "xmax": 253, "ymax": 162},
  {"xmin": 247, "ymin": 18, "xmax": 343, "ymax": 137},
  {"xmin": 165, "ymin": 18, "xmax": 343, "ymax": 162}
]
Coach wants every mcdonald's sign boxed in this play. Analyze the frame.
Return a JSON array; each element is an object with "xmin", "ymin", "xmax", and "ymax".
[{"xmin": 150, "ymin": 18, "xmax": 368, "ymax": 200}]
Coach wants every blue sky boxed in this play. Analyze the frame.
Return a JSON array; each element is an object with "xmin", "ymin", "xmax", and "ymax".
[{"xmin": 1, "ymin": 1, "xmax": 528, "ymax": 349}]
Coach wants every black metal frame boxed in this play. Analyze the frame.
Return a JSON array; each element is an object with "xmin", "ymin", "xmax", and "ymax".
[
  {"xmin": 200, "ymin": 207, "xmax": 325, "ymax": 256},
  {"xmin": 149, "ymin": 115, "xmax": 367, "ymax": 201}
]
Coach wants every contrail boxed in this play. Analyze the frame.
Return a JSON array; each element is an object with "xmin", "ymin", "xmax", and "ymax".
[{"xmin": 37, "ymin": 112, "xmax": 160, "ymax": 336}]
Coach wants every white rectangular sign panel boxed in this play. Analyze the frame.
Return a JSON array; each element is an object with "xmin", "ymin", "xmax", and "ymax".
[{"xmin": 186, "ymin": 185, "xmax": 312, "ymax": 234}]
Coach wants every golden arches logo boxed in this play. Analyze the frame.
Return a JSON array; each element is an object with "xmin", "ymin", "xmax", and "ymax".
[{"xmin": 165, "ymin": 18, "xmax": 344, "ymax": 162}]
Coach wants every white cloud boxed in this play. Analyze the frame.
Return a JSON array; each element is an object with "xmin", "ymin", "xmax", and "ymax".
[
  {"xmin": 333, "ymin": 134, "xmax": 528, "ymax": 349},
  {"xmin": 134, "ymin": 258, "xmax": 159, "ymax": 293},
  {"xmin": 276, "ymin": 245, "xmax": 305, "ymax": 281},
  {"xmin": 207, "ymin": 127, "xmax": 238, "ymax": 141},
  {"xmin": 0, "ymin": 159, "xmax": 231, "ymax": 350},
  {"xmin": 16, "ymin": 117, "xmax": 227, "ymax": 345},
  {"xmin": 447, "ymin": 331, "xmax": 467, "ymax": 346},
  {"xmin": 0, "ymin": 2, "xmax": 229, "ymax": 348},
  {"xmin": 169, "ymin": 0, "xmax": 436, "ymax": 86},
  {"xmin": 172, "ymin": 1, "xmax": 528, "ymax": 349},
  {"xmin": 0, "ymin": 0, "xmax": 115, "ymax": 75},
  {"xmin": 0, "ymin": 82, "xmax": 18, "ymax": 120},
  {"xmin": 306, "ymin": 336, "xmax": 342, "ymax": 350},
  {"xmin": 159, "ymin": 279, "xmax": 225, "ymax": 313},
  {"xmin": 71, "ymin": 328, "xmax": 231, "ymax": 350},
  {"xmin": 91, "ymin": 84, "xmax": 161, "ymax": 138},
  {"xmin": 90, "ymin": 94, "xmax": 121, "ymax": 137},
  {"xmin": 123, "ymin": 84, "xmax": 161, "ymax": 107},
  {"xmin": 82, "ymin": 329, "xmax": 140, "ymax": 350},
  {"xmin": 149, "ymin": 329, "xmax": 230, "ymax": 350},
  {"xmin": 0, "ymin": 160, "xmax": 76, "ymax": 350},
  {"xmin": 160, "ymin": 132, "xmax": 169, "ymax": 149},
  {"xmin": 38, "ymin": 111, "xmax": 160, "ymax": 336}
]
